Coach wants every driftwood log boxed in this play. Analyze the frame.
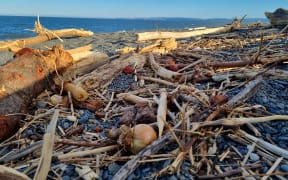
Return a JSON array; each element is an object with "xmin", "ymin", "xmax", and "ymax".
[
  {"xmin": 0, "ymin": 17, "xmax": 93, "ymax": 51},
  {"xmin": 137, "ymin": 19, "xmax": 241, "ymax": 41},
  {"xmin": 265, "ymin": 8, "xmax": 288, "ymax": 26},
  {"xmin": 0, "ymin": 46, "xmax": 74, "ymax": 115},
  {"xmin": 0, "ymin": 45, "xmax": 109, "ymax": 141}
]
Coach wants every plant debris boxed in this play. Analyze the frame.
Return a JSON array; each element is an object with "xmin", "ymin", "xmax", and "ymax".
[{"xmin": 1, "ymin": 18, "xmax": 288, "ymax": 180}]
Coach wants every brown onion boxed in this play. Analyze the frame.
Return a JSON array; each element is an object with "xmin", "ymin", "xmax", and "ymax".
[{"xmin": 129, "ymin": 124, "xmax": 157, "ymax": 154}]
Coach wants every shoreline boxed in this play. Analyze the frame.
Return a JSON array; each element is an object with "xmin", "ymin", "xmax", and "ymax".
[{"xmin": 0, "ymin": 31, "xmax": 139, "ymax": 65}]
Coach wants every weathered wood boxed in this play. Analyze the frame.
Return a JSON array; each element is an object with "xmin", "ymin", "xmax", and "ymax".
[
  {"xmin": 34, "ymin": 110, "xmax": 59, "ymax": 180},
  {"xmin": 0, "ymin": 46, "xmax": 110, "ymax": 141},
  {"xmin": 62, "ymin": 51, "xmax": 109, "ymax": 81},
  {"xmin": 265, "ymin": 8, "xmax": 288, "ymax": 26},
  {"xmin": 0, "ymin": 165, "xmax": 31, "ymax": 180},
  {"xmin": 137, "ymin": 20, "xmax": 240, "ymax": 41},
  {"xmin": 0, "ymin": 17, "xmax": 93, "ymax": 51},
  {"xmin": 79, "ymin": 53, "xmax": 146, "ymax": 90},
  {"xmin": 0, "ymin": 46, "xmax": 74, "ymax": 115}
]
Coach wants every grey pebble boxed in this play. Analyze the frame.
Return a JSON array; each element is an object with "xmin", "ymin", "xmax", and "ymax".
[
  {"xmin": 63, "ymin": 122, "xmax": 71, "ymax": 129},
  {"xmin": 61, "ymin": 175, "xmax": 71, "ymax": 180},
  {"xmin": 249, "ymin": 153, "xmax": 260, "ymax": 161},
  {"xmin": 280, "ymin": 164, "xmax": 288, "ymax": 172},
  {"xmin": 127, "ymin": 173, "xmax": 136, "ymax": 180},
  {"xmin": 108, "ymin": 163, "xmax": 121, "ymax": 175},
  {"xmin": 167, "ymin": 175, "xmax": 178, "ymax": 180}
]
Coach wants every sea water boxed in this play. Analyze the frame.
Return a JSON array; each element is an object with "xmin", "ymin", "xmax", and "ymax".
[{"xmin": 0, "ymin": 16, "xmax": 268, "ymax": 40}]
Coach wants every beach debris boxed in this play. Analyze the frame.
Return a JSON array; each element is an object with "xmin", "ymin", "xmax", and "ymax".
[
  {"xmin": 0, "ymin": 16, "xmax": 93, "ymax": 51},
  {"xmin": 0, "ymin": 46, "xmax": 73, "ymax": 115},
  {"xmin": 118, "ymin": 38, "xmax": 178, "ymax": 55},
  {"xmin": 63, "ymin": 82, "xmax": 88, "ymax": 102},
  {"xmin": 1, "ymin": 18, "xmax": 288, "ymax": 180},
  {"xmin": 149, "ymin": 52, "xmax": 182, "ymax": 81},
  {"xmin": 117, "ymin": 124, "xmax": 157, "ymax": 154},
  {"xmin": 78, "ymin": 53, "xmax": 146, "ymax": 90},
  {"xmin": 137, "ymin": 18, "xmax": 242, "ymax": 41},
  {"xmin": 0, "ymin": 45, "xmax": 108, "ymax": 141},
  {"xmin": 0, "ymin": 165, "xmax": 30, "ymax": 180},
  {"xmin": 265, "ymin": 8, "xmax": 288, "ymax": 26},
  {"xmin": 122, "ymin": 65, "xmax": 134, "ymax": 74},
  {"xmin": 34, "ymin": 110, "xmax": 59, "ymax": 180},
  {"xmin": 139, "ymin": 38, "xmax": 178, "ymax": 54},
  {"xmin": 156, "ymin": 89, "xmax": 168, "ymax": 137},
  {"xmin": 0, "ymin": 115, "xmax": 19, "ymax": 141}
]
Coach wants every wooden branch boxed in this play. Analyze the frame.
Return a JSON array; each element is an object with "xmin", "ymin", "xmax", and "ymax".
[
  {"xmin": 0, "ymin": 141, "xmax": 43, "ymax": 163},
  {"xmin": 78, "ymin": 53, "xmax": 146, "ymax": 89},
  {"xmin": 0, "ymin": 165, "xmax": 31, "ymax": 180},
  {"xmin": 226, "ymin": 76, "xmax": 263, "ymax": 107},
  {"xmin": 139, "ymin": 38, "xmax": 177, "ymax": 54},
  {"xmin": 62, "ymin": 51, "xmax": 109, "ymax": 81},
  {"xmin": 157, "ymin": 89, "xmax": 168, "ymax": 137},
  {"xmin": 239, "ymin": 130, "xmax": 288, "ymax": 159},
  {"xmin": 117, "ymin": 93, "xmax": 152, "ymax": 104},
  {"xmin": 137, "ymin": 20, "xmax": 240, "ymax": 41},
  {"xmin": 0, "ymin": 18, "xmax": 93, "ymax": 51},
  {"xmin": 57, "ymin": 145, "xmax": 118, "ymax": 160},
  {"xmin": 149, "ymin": 52, "xmax": 182, "ymax": 81},
  {"xmin": 34, "ymin": 109, "xmax": 59, "ymax": 180},
  {"xmin": 191, "ymin": 115, "xmax": 288, "ymax": 131},
  {"xmin": 212, "ymin": 69, "xmax": 288, "ymax": 82},
  {"xmin": 261, "ymin": 157, "xmax": 283, "ymax": 180},
  {"xmin": 140, "ymin": 76, "xmax": 209, "ymax": 106},
  {"xmin": 197, "ymin": 163, "xmax": 262, "ymax": 179}
]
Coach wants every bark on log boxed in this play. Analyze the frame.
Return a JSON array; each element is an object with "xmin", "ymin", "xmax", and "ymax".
[
  {"xmin": 0, "ymin": 46, "xmax": 74, "ymax": 115},
  {"xmin": 137, "ymin": 20, "xmax": 241, "ymax": 41},
  {"xmin": 0, "ymin": 46, "xmax": 109, "ymax": 115},
  {"xmin": 0, "ymin": 17, "xmax": 93, "ymax": 51},
  {"xmin": 0, "ymin": 45, "xmax": 109, "ymax": 141}
]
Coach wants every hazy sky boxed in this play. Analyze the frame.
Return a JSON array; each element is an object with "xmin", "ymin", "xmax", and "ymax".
[{"xmin": 0, "ymin": 0, "xmax": 287, "ymax": 18}]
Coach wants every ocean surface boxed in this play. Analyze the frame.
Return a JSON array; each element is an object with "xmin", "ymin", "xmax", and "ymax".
[{"xmin": 0, "ymin": 16, "xmax": 268, "ymax": 40}]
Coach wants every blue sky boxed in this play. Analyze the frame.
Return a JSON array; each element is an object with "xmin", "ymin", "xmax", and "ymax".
[{"xmin": 0, "ymin": 0, "xmax": 287, "ymax": 18}]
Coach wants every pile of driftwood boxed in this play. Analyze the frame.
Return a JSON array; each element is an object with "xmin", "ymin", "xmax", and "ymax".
[{"xmin": 0, "ymin": 16, "xmax": 288, "ymax": 180}]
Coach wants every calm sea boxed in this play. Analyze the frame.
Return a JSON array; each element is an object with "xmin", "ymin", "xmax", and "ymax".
[{"xmin": 0, "ymin": 16, "xmax": 268, "ymax": 40}]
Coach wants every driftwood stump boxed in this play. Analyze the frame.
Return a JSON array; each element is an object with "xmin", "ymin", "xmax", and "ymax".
[{"xmin": 265, "ymin": 8, "xmax": 288, "ymax": 26}]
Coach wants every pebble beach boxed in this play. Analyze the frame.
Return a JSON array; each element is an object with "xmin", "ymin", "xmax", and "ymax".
[
  {"xmin": 0, "ymin": 31, "xmax": 139, "ymax": 65},
  {"xmin": 1, "ymin": 20, "xmax": 288, "ymax": 180}
]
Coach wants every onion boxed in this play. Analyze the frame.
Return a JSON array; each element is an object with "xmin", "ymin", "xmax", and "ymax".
[
  {"xmin": 129, "ymin": 124, "xmax": 157, "ymax": 154},
  {"xmin": 106, "ymin": 124, "xmax": 157, "ymax": 154}
]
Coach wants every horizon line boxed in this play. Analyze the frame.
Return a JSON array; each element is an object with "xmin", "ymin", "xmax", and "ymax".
[{"xmin": 0, "ymin": 14, "xmax": 267, "ymax": 20}]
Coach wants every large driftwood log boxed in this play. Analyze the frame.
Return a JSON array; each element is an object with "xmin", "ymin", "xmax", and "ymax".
[
  {"xmin": 0, "ymin": 46, "xmax": 108, "ymax": 141},
  {"xmin": 265, "ymin": 8, "xmax": 288, "ymax": 26},
  {"xmin": 0, "ymin": 46, "xmax": 73, "ymax": 115},
  {"xmin": 137, "ymin": 20, "xmax": 241, "ymax": 41},
  {"xmin": 0, "ymin": 17, "xmax": 93, "ymax": 51}
]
